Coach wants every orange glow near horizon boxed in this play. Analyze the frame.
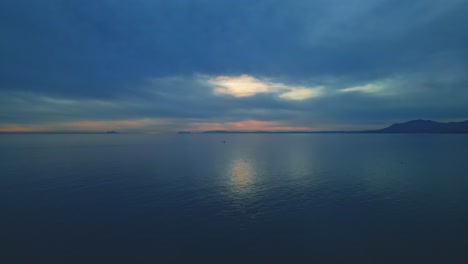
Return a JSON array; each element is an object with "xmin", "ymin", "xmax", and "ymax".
[
  {"xmin": 0, "ymin": 119, "xmax": 314, "ymax": 133},
  {"xmin": 0, "ymin": 119, "xmax": 170, "ymax": 133},
  {"xmin": 0, "ymin": 126, "xmax": 38, "ymax": 133},
  {"xmin": 189, "ymin": 120, "xmax": 314, "ymax": 132},
  {"xmin": 63, "ymin": 119, "xmax": 167, "ymax": 131}
]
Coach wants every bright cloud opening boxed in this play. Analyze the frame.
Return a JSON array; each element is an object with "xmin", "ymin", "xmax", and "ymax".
[
  {"xmin": 209, "ymin": 75, "xmax": 322, "ymax": 101},
  {"xmin": 209, "ymin": 75, "xmax": 274, "ymax": 97},
  {"xmin": 279, "ymin": 87, "xmax": 322, "ymax": 100}
]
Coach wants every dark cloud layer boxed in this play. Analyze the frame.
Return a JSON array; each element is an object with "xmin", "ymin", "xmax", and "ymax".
[{"xmin": 1, "ymin": 0, "xmax": 468, "ymax": 132}]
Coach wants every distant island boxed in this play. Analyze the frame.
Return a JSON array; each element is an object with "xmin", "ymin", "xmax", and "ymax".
[
  {"xmin": 106, "ymin": 131, "xmax": 118, "ymax": 134},
  {"xmin": 188, "ymin": 120, "xmax": 468, "ymax": 134}
]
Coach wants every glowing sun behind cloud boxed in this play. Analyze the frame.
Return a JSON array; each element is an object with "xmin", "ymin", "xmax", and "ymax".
[
  {"xmin": 208, "ymin": 75, "xmax": 322, "ymax": 100},
  {"xmin": 209, "ymin": 75, "xmax": 273, "ymax": 97}
]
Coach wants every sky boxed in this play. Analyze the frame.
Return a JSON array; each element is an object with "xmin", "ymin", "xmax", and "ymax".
[{"xmin": 1, "ymin": 0, "xmax": 468, "ymax": 133}]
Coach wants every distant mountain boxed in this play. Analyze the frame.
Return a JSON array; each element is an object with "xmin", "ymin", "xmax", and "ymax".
[{"xmin": 375, "ymin": 120, "xmax": 468, "ymax": 133}]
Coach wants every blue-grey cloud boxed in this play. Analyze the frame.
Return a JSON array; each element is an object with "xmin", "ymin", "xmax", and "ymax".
[{"xmin": 1, "ymin": 0, "xmax": 468, "ymax": 131}]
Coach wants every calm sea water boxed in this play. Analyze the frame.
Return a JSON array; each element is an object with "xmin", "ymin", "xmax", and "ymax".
[{"xmin": 1, "ymin": 134, "xmax": 468, "ymax": 263}]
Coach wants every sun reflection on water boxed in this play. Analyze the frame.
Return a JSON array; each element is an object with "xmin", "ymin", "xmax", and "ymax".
[
  {"xmin": 220, "ymin": 157, "xmax": 263, "ymax": 219},
  {"xmin": 228, "ymin": 159, "xmax": 255, "ymax": 194}
]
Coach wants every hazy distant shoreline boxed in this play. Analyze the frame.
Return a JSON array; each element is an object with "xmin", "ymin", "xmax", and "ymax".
[
  {"xmin": 2, "ymin": 120, "xmax": 468, "ymax": 134},
  {"xmin": 190, "ymin": 119, "xmax": 468, "ymax": 134}
]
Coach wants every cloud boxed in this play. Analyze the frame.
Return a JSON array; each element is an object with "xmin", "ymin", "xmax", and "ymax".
[
  {"xmin": 210, "ymin": 75, "xmax": 274, "ymax": 97},
  {"xmin": 279, "ymin": 87, "xmax": 322, "ymax": 101},
  {"xmin": 209, "ymin": 75, "xmax": 323, "ymax": 100},
  {"xmin": 339, "ymin": 84, "xmax": 384, "ymax": 94},
  {"xmin": 1, "ymin": 1, "xmax": 468, "ymax": 131},
  {"xmin": 2, "ymin": 67, "xmax": 468, "ymax": 133}
]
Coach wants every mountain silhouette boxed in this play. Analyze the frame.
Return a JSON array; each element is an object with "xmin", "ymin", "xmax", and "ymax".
[{"xmin": 376, "ymin": 119, "xmax": 468, "ymax": 133}]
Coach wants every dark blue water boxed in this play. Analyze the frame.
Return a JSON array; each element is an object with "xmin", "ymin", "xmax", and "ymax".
[{"xmin": 1, "ymin": 134, "xmax": 468, "ymax": 263}]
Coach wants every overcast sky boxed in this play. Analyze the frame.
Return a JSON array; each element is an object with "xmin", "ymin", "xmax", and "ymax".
[{"xmin": 1, "ymin": 0, "xmax": 468, "ymax": 133}]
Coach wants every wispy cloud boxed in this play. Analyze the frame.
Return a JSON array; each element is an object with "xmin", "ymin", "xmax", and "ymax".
[{"xmin": 340, "ymin": 84, "xmax": 383, "ymax": 94}]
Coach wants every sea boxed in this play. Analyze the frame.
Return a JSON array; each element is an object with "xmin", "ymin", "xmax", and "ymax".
[{"xmin": 1, "ymin": 134, "xmax": 468, "ymax": 263}]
